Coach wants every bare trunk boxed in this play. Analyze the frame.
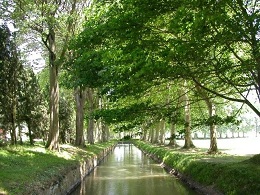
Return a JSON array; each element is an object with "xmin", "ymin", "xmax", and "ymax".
[
  {"xmin": 182, "ymin": 81, "xmax": 194, "ymax": 149},
  {"xmin": 207, "ymin": 102, "xmax": 218, "ymax": 153},
  {"xmin": 153, "ymin": 124, "xmax": 159, "ymax": 144},
  {"xmin": 95, "ymin": 119, "xmax": 101, "ymax": 142},
  {"xmin": 10, "ymin": 81, "xmax": 17, "ymax": 145},
  {"xmin": 101, "ymin": 123, "xmax": 109, "ymax": 142},
  {"xmin": 159, "ymin": 120, "xmax": 165, "ymax": 144},
  {"xmin": 74, "ymin": 87, "xmax": 87, "ymax": 146},
  {"xmin": 195, "ymin": 83, "xmax": 218, "ymax": 153},
  {"xmin": 28, "ymin": 121, "xmax": 34, "ymax": 145},
  {"xmin": 167, "ymin": 83, "xmax": 179, "ymax": 147},
  {"xmin": 149, "ymin": 128, "xmax": 154, "ymax": 143},
  {"xmin": 18, "ymin": 124, "xmax": 23, "ymax": 145},
  {"xmin": 141, "ymin": 125, "xmax": 147, "ymax": 141},
  {"xmin": 168, "ymin": 123, "xmax": 178, "ymax": 147},
  {"xmin": 86, "ymin": 88, "xmax": 95, "ymax": 144},
  {"xmin": 232, "ymin": 131, "xmax": 235, "ymax": 138},
  {"xmin": 10, "ymin": 113, "xmax": 17, "ymax": 145},
  {"xmin": 46, "ymin": 28, "xmax": 59, "ymax": 151}
]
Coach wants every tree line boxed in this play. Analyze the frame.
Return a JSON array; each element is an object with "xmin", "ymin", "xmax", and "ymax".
[{"xmin": 0, "ymin": 0, "xmax": 259, "ymax": 153}]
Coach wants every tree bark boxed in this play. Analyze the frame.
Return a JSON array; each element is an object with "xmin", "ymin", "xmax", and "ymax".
[
  {"xmin": 159, "ymin": 119, "xmax": 165, "ymax": 144},
  {"xmin": 101, "ymin": 123, "xmax": 109, "ymax": 142},
  {"xmin": 195, "ymin": 83, "xmax": 218, "ymax": 153},
  {"xmin": 182, "ymin": 81, "xmax": 195, "ymax": 149},
  {"xmin": 10, "ymin": 109, "xmax": 17, "ymax": 145},
  {"xmin": 141, "ymin": 124, "xmax": 147, "ymax": 141},
  {"xmin": 27, "ymin": 121, "xmax": 34, "ymax": 145},
  {"xmin": 207, "ymin": 102, "xmax": 218, "ymax": 153},
  {"xmin": 74, "ymin": 87, "xmax": 87, "ymax": 146},
  {"xmin": 45, "ymin": 27, "xmax": 60, "ymax": 151},
  {"xmin": 168, "ymin": 123, "xmax": 178, "ymax": 147},
  {"xmin": 152, "ymin": 124, "xmax": 159, "ymax": 144},
  {"xmin": 86, "ymin": 88, "xmax": 95, "ymax": 144},
  {"xmin": 100, "ymin": 96, "xmax": 110, "ymax": 142}
]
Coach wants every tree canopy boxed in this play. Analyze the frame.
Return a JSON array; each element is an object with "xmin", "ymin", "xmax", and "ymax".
[{"xmin": 68, "ymin": 0, "xmax": 260, "ymax": 117}]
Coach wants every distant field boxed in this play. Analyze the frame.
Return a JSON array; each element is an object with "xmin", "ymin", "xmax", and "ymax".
[{"xmin": 174, "ymin": 137, "xmax": 260, "ymax": 156}]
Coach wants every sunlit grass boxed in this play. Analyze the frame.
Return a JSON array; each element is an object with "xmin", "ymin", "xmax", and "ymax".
[
  {"xmin": 134, "ymin": 140, "xmax": 260, "ymax": 195},
  {"xmin": 0, "ymin": 141, "xmax": 116, "ymax": 195}
]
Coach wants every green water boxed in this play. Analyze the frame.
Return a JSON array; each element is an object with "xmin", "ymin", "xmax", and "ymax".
[{"xmin": 70, "ymin": 144, "xmax": 198, "ymax": 195}]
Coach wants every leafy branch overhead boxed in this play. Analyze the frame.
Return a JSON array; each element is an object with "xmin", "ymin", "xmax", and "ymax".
[{"xmin": 68, "ymin": 0, "xmax": 260, "ymax": 121}]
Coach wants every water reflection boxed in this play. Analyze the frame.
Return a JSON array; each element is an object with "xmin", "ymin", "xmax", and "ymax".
[{"xmin": 70, "ymin": 144, "xmax": 198, "ymax": 195}]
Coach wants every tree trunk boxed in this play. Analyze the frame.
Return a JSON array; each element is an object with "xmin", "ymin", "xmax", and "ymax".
[
  {"xmin": 168, "ymin": 123, "xmax": 178, "ymax": 147},
  {"xmin": 95, "ymin": 119, "xmax": 101, "ymax": 142},
  {"xmin": 74, "ymin": 87, "xmax": 87, "ymax": 146},
  {"xmin": 182, "ymin": 81, "xmax": 194, "ymax": 149},
  {"xmin": 153, "ymin": 124, "xmax": 159, "ymax": 144},
  {"xmin": 232, "ymin": 131, "xmax": 235, "ymax": 138},
  {"xmin": 141, "ymin": 125, "xmax": 147, "ymax": 141},
  {"xmin": 10, "ymin": 81, "xmax": 17, "ymax": 145},
  {"xmin": 10, "ymin": 113, "xmax": 17, "ymax": 145},
  {"xmin": 27, "ymin": 121, "xmax": 34, "ymax": 145},
  {"xmin": 149, "ymin": 128, "xmax": 154, "ymax": 143},
  {"xmin": 207, "ymin": 102, "xmax": 218, "ymax": 153},
  {"xmin": 86, "ymin": 88, "xmax": 95, "ymax": 144},
  {"xmin": 46, "ymin": 28, "xmax": 59, "ymax": 151},
  {"xmin": 195, "ymin": 83, "xmax": 218, "ymax": 153},
  {"xmin": 159, "ymin": 119, "xmax": 165, "ymax": 144},
  {"xmin": 101, "ymin": 123, "xmax": 108, "ymax": 142},
  {"xmin": 18, "ymin": 124, "xmax": 23, "ymax": 145},
  {"xmin": 167, "ymin": 83, "xmax": 179, "ymax": 147}
]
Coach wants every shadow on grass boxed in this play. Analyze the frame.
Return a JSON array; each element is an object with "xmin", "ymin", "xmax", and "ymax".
[{"xmin": 0, "ymin": 146, "xmax": 76, "ymax": 195}]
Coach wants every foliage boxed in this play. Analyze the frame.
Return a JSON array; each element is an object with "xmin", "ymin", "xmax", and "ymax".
[
  {"xmin": 59, "ymin": 92, "xmax": 75, "ymax": 144},
  {"xmin": 17, "ymin": 67, "xmax": 49, "ymax": 143},
  {"xmin": 68, "ymin": 0, "xmax": 260, "ymax": 129},
  {"xmin": 0, "ymin": 24, "xmax": 49, "ymax": 145},
  {"xmin": 0, "ymin": 24, "xmax": 23, "ymax": 144}
]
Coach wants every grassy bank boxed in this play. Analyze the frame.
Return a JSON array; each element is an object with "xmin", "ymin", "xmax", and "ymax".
[
  {"xmin": 0, "ymin": 141, "xmax": 116, "ymax": 195},
  {"xmin": 134, "ymin": 140, "xmax": 260, "ymax": 195}
]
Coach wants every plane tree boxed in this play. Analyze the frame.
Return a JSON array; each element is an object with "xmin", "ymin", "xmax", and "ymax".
[
  {"xmin": 68, "ymin": 0, "xmax": 259, "ymax": 151},
  {"xmin": 170, "ymin": 0, "xmax": 260, "ymax": 117}
]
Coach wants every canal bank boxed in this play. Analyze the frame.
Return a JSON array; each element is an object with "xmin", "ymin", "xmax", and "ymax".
[
  {"xmin": 0, "ymin": 141, "xmax": 117, "ymax": 195},
  {"xmin": 70, "ymin": 143, "xmax": 198, "ymax": 195},
  {"xmin": 134, "ymin": 140, "xmax": 260, "ymax": 195},
  {"xmin": 41, "ymin": 144, "xmax": 117, "ymax": 195}
]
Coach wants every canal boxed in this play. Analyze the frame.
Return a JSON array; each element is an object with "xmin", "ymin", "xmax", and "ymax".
[{"xmin": 70, "ymin": 144, "xmax": 198, "ymax": 195}]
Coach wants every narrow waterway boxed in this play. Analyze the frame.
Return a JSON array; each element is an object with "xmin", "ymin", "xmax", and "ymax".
[{"xmin": 70, "ymin": 144, "xmax": 198, "ymax": 195}]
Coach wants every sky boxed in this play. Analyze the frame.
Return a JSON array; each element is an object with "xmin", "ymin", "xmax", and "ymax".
[{"xmin": 0, "ymin": 19, "xmax": 46, "ymax": 73}]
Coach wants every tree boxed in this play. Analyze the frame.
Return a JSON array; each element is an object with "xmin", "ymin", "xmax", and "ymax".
[
  {"xmin": 9, "ymin": 0, "xmax": 92, "ymax": 150},
  {"xmin": 86, "ymin": 88, "xmax": 95, "ymax": 144},
  {"xmin": 74, "ymin": 87, "xmax": 87, "ymax": 146},
  {"xmin": 69, "ymin": 0, "xmax": 260, "ymax": 149},
  {"xmin": 181, "ymin": 80, "xmax": 195, "ymax": 149},
  {"xmin": 0, "ymin": 24, "xmax": 22, "ymax": 145},
  {"xmin": 173, "ymin": 0, "xmax": 260, "ymax": 117},
  {"xmin": 59, "ymin": 92, "xmax": 74, "ymax": 144},
  {"xmin": 195, "ymin": 84, "xmax": 218, "ymax": 153},
  {"xmin": 17, "ymin": 67, "xmax": 48, "ymax": 144}
]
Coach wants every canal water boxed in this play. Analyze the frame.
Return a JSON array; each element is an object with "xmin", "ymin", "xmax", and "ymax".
[{"xmin": 70, "ymin": 144, "xmax": 198, "ymax": 195}]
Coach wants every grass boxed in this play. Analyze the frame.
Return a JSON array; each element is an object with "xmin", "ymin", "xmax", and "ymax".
[
  {"xmin": 0, "ymin": 141, "xmax": 116, "ymax": 195},
  {"xmin": 134, "ymin": 140, "xmax": 260, "ymax": 195}
]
